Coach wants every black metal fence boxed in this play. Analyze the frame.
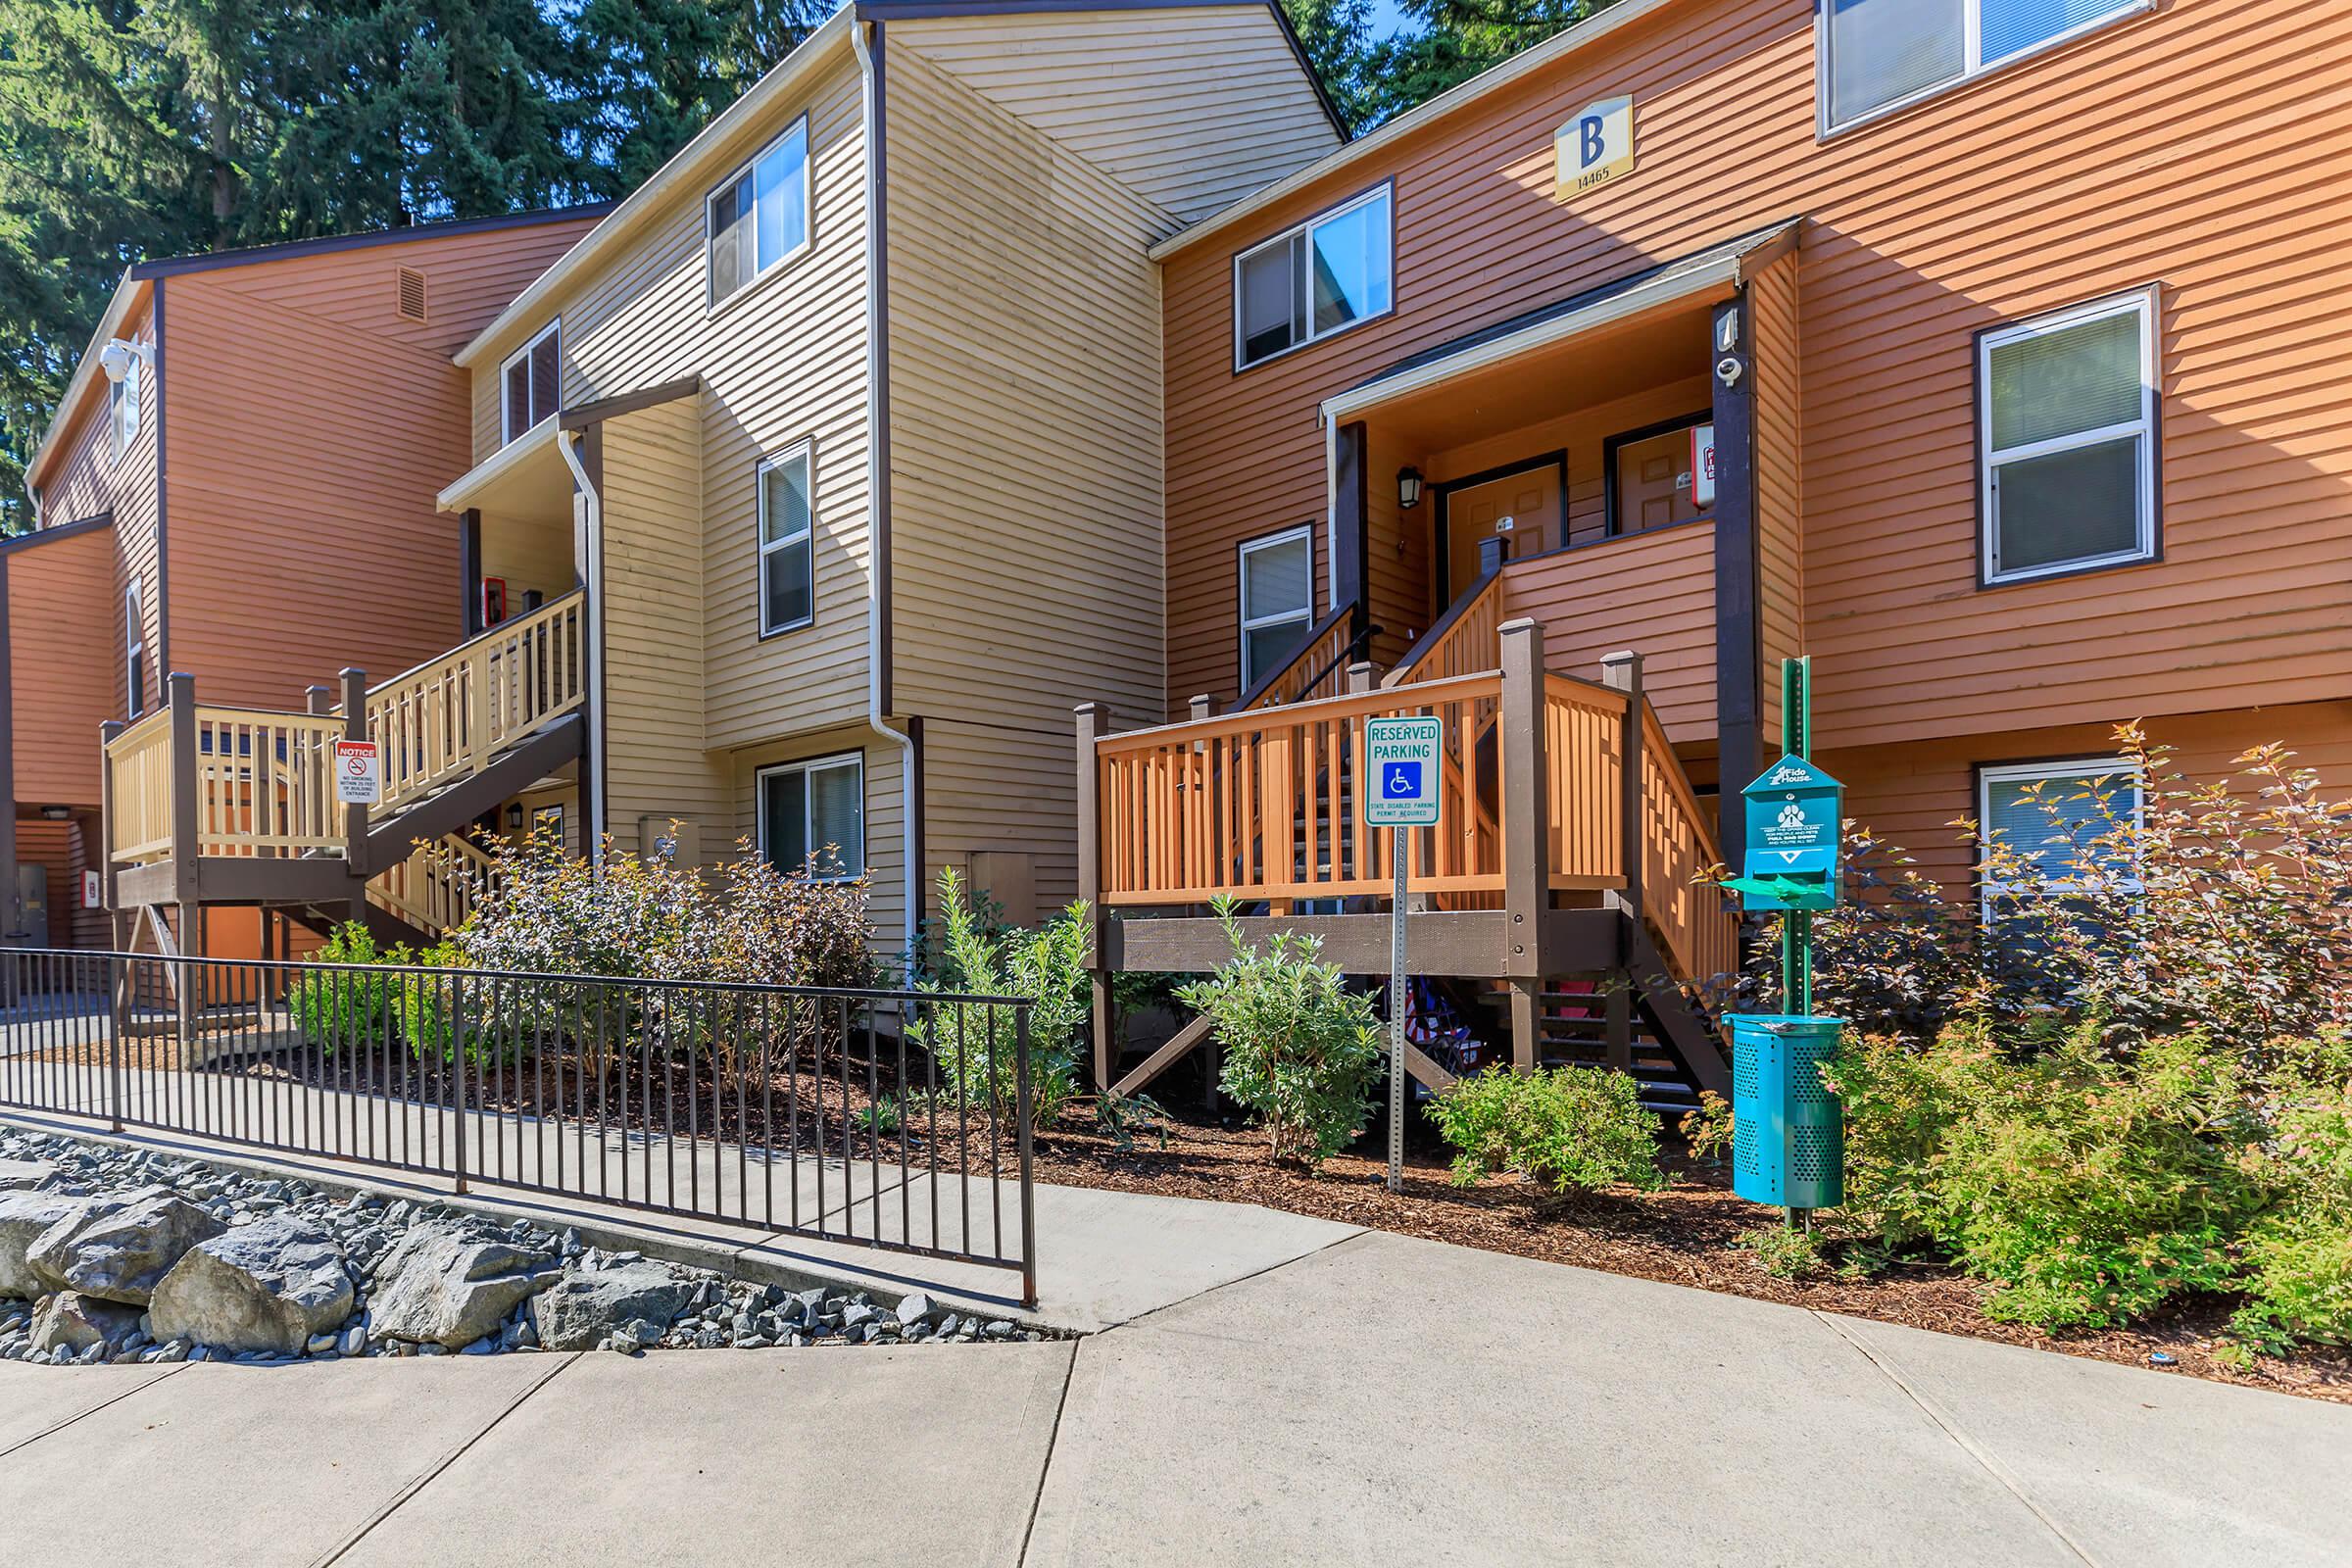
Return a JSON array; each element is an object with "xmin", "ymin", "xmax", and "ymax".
[{"xmin": 0, "ymin": 949, "xmax": 1037, "ymax": 1304}]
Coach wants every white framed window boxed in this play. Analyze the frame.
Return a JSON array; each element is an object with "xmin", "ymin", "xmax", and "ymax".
[
  {"xmin": 1238, "ymin": 524, "xmax": 1315, "ymax": 690},
  {"xmin": 709, "ymin": 116, "xmax": 811, "ymax": 311},
  {"xmin": 1980, "ymin": 289, "xmax": 2157, "ymax": 584},
  {"xmin": 501, "ymin": 320, "xmax": 560, "ymax": 445},
  {"xmin": 123, "ymin": 577, "xmax": 145, "ymax": 717},
  {"xmin": 109, "ymin": 358, "xmax": 142, "ymax": 464},
  {"xmin": 757, "ymin": 442, "xmax": 814, "ymax": 636},
  {"xmin": 1820, "ymin": 0, "xmax": 2149, "ymax": 133},
  {"xmin": 758, "ymin": 754, "xmax": 865, "ymax": 880},
  {"xmin": 1978, "ymin": 758, "xmax": 2142, "ymax": 921},
  {"xmin": 1233, "ymin": 183, "xmax": 1394, "ymax": 371}
]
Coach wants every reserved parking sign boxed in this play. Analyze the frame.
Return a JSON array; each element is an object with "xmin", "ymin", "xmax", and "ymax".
[{"xmin": 1364, "ymin": 716, "xmax": 1442, "ymax": 827}]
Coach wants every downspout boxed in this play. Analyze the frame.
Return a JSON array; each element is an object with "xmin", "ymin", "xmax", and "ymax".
[
  {"xmin": 855, "ymin": 16, "xmax": 919, "ymax": 967},
  {"xmin": 556, "ymin": 427, "xmax": 607, "ymax": 866}
]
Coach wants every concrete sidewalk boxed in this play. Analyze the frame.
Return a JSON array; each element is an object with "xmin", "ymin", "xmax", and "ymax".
[{"xmin": 3, "ymin": 1225, "xmax": 2346, "ymax": 1566}]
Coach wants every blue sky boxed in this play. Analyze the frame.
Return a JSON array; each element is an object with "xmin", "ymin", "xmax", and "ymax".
[{"xmin": 1368, "ymin": 0, "xmax": 1411, "ymax": 38}]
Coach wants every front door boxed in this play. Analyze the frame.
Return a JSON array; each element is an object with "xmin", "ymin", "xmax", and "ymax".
[{"xmin": 1441, "ymin": 461, "xmax": 1562, "ymax": 606}]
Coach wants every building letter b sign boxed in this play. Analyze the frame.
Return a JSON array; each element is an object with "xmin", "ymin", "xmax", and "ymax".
[{"xmin": 1555, "ymin": 94, "xmax": 1635, "ymax": 201}]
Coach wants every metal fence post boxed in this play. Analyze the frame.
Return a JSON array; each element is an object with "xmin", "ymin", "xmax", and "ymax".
[
  {"xmin": 451, "ymin": 968, "xmax": 468, "ymax": 1195},
  {"xmin": 107, "ymin": 952, "xmax": 123, "ymax": 1133},
  {"xmin": 1015, "ymin": 1004, "xmax": 1037, "ymax": 1309}
]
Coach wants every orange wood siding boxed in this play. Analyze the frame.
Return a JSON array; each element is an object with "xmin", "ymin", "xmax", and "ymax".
[
  {"xmin": 1161, "ymin": 0, "xmax": 2352, "ymax": 749},
  {"xmin": 161, "ymin": 218, "xmax": 595, "ymax": 711},
  {"xmin": 1829, "ymin": 701, "xmax": 2352, "ymax": 903},
  {"xmin": 1748, "ymin": 250, "xmax": 1802, "ymax": 745},
  {"xmin": 1498, "ymin": 522, "xmax": 1716, "ymax": 743},
  {"xmin": 7, "ymin": 526, "xmax": 118, "ymax": 806}
]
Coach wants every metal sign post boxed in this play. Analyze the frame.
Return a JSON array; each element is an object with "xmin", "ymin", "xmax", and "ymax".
[{"xmin": 1366, "ymin": 715, "xmax": 1443, "ymax": 1194}]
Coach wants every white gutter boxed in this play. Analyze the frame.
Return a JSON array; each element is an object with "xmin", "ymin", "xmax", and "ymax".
[
  {"xmin": 1149, "ymin": 0, "xmax": 1689, "ymax": 263},
  {"xmin": 456, "ymin": 7, "xmax": 857, "ymax": 370},
  {"xmin": 556, "ymin": 429, "xmax": 608, "ymax": 867},
  {"xmin": 854, "ymin": 19, "xmax": 919, "ymax": 965}
]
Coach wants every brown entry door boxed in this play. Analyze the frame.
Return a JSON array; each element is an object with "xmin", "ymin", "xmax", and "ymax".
[{"xmin": 1442, "ymin": 463, "xmax": 1561, "ymax": 604}]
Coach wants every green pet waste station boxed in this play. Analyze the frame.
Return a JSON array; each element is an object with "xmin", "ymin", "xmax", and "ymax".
[{"xmin": 1720, "ymin": 659, "xmax": 1847, "ymax": 1217}]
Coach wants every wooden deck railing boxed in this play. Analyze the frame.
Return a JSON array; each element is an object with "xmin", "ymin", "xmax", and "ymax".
[
  {"xmin": 358, "ymin": 589, "xmax": 585, "ymax": 813},
  {"xmin": 191, "ymin": 708, "xmax": 346, "ymax": 858},
  {"xmin": 1094, "ymin": 673, "xmax": 1507, "ymax": 906},
  {"xmin": 1638, "ymin": 702, "xmax": 1738, "ymax": 985},
  {"xmin": 1237, "ymin": 602, "xmax": 1371, "ymax": 711},
  {"xmin": 368, "ymin": 834, "xmax": 502, "ymax": 936},
  {"xmin": 104, "ymin": 710, "xmax": 175, "ymax": 863},
  {"xmin": 1385, "ymin": 570, "xmax": 1501, "ymax": 689}
]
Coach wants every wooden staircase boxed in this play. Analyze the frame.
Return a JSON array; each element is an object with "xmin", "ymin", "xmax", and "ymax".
[{"xmin": 100, "ymin": 591, "xmax": 583, "ymax": 951}]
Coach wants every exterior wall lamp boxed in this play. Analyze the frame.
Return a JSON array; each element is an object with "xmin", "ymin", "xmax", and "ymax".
[{"xmin": 1396, "ymin": 466, "xmax": 1425, "ymax": 510}]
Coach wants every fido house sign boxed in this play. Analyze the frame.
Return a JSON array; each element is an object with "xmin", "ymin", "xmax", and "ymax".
[{"xmin": 334, "ymin": 738, "xmax": 381, "ymax": 806}]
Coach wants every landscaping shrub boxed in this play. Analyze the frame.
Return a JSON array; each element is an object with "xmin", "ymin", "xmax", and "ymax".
[
  {"xmin": 1175, "ymin": 898, "xmax": 1382, "ymax": 1167},
  {"xmin": 1830, "ymin": 1025, "xmax": 2268, "ymax": 1331},
  {"xmin": 289, "ymin": 922, "xmax": 470, "ymax": 1061},
  {"xmin": 909, "ymin": 866, "xmax": 1089, "ymax": 1132},
  {"xmin": 1426, "ymin": 1065, "xmax": 1664, "ymax": 1194},
  {"xmin": 2230, "ymin": 1034, "xmax": 2352, "ymax": 1354}
]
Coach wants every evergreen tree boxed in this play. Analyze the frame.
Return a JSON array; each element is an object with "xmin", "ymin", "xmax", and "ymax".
[
  {"xmin": 567, "ymin": 0, "xmax": 825, "ymax": 191},
  {"xmin": 1281, "ymin": 0, "xmax": 1377, "ymax": 133},
  {"xmin": 1356, "ymin": 0, "xmax": 1625, "ymax": 128}
]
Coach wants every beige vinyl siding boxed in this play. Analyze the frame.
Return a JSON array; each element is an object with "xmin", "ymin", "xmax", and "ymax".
[
  {"xmin": 729, "ymin": 727, "xmax": 906, "ymax": 955},
  {"xmin": 467, "ymin": 57, "xmax": 872, "ymax": 751},
  {"xmin": 895, "ymin": 7, "xmax": 1340, "ymax": 224},
  {"xmin": 1749, "ymin": 252, "xmax": 1803, "ymax": 746},
  {"xmin": 601, "ymin": 398, "xmax": 728, "ymax": 863},
  {"xmin": 883, "ymin": 43, "xmax": 1168, "ymax": 906}
]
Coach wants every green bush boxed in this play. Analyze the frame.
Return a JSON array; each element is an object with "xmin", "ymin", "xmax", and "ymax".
[
  {"xmin": 1175, "ymin": 898, "xmax": 1382, "ymax": 1167},
  {"xmin": 2230, "ymin": 1036, "xmax": 2352, "ymax": 1354},
  {"xmin": 1830, "ymin": 1026, "xmax": 2266, "ymax": 1330},
  {"xmin": 290, "ymin": 922, "xmax": 408, "ymax": 1054},
  {"xmin": 1426, "ymin": 1065, "xmax": 1664, "ymax": 1194},
  {"xmin": 910, "ymin": 866, "xmax": 1088, "ymax": 1132}
]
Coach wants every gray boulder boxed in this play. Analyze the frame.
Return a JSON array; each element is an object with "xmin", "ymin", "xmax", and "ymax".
[
  {"xmin": 530, "ymin": 1262, "xmax": 692, "ymax": 1352},
  {"xmin": 0, "ymin": 1191, "xmax": 88, "ymax": 1299},
  {"xmin": 25, "ymin": 1186, "xmax": 224, "ymax": 1304},
  {"xmin": 28, "ymin": 1291, "xmax": 143, "ymax": 1355},
  {"xmin": 370, "ymin": 1228, "xmax": 558, "ymax": 1348},
  {"xmin": 0, "ymin": 1159, "xmax": 60, "ymax": 1194},
  {"xmin": 148, "ymin": 1215, "xmax": 356, "ymax": 1355}
]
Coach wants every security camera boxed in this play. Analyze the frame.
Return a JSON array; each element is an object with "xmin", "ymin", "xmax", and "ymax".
[{"xmin": 98, "ymin": 338, "xmax": 148, "ymax": 384}]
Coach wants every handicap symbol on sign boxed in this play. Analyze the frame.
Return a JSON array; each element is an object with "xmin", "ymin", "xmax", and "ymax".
[{"xmin": 1382, "ymin": 761, "xmax": 1421, "ymax": 799}]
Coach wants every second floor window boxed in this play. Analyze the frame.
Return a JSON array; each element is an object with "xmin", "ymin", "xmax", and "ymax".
[
  {"xmin": 758, "ymin": 444, "xmax": 813, "ymax": 635},
  {"xmin": 709, "ymin": 117, "xmax": 810, "ymax": 310},
  {"xmin": 1981, "ymin": 289, "xmax": 2156, "ymax": 584},
  {"xmin": 1824, "ymin": 0, "xmax": 2144, "ymax": 130},
  {"xmin": 502, "ymin": 321, "xmax": 559, "ymax": 444},
  {"xmin": 1234, "ymin": 184, "xmax": 1393, "ymax": 370},
  {"xmin": 124, "ymin": 577, "xmax": 145, "ymax": 717},
  {"xmin": 1238, "ymin": 525, "xmax": 1314, "ymax": 689}
]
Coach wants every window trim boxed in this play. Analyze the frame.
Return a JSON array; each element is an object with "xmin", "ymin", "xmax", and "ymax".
[
  {"xmin": 123, "ymin": 577, "xmax": 145, "ymax": 718},
  {"xmin": 1977, "ymin": 286, "xmax": 2160, "ymax": 587},
  {"xmin": 1816, "ymin": 0, "xmax": 2158, "ymax": 138},
  {"xmin": 1231, "ymin": 181, "xmax": 1396, "ymax": 373},
  {"xmin": 755, "ymin": 752, "xmax": 866, "ymax": 883},
  {"xmin": 1976, "ymin": 756, "xmax": 2144, "ymax": 923},
  {"xmin": 109, "ymin": 360, "xmax": 141, "ymax": 466},
  {"xmin": 1236, "ymin": 523, "xmax": 1317, "ymax": 690},
  {"xmin": 499, "ymin": 319, "xmax": 561, "ymax": 446},
  {"xmin": 756, "ymin": 439, "xmax": 816, "ymax": 639},
  {"xmin": 1600, "ymin": 409, "xmax": 1714, "ymax": 541},
  {"xmin": 705, "ymin": 114, "xmax": 813, "ymax": 317}
]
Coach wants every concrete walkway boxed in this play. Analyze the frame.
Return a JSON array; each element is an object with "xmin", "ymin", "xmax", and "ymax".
[{"xmin": 3, "ymin": 1229, "xmax": 2348, "ymax": 1565}]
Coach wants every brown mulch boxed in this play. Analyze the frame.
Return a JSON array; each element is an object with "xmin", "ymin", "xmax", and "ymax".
[{"xmin": 1020, "ymin": 1110, "xmax": 2352, "ymax": 1406}]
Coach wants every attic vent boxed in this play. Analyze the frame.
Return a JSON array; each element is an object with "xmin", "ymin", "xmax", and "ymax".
[{"xmin": 395, "ymin": 266, "xmax": 428, "ymax": 322}]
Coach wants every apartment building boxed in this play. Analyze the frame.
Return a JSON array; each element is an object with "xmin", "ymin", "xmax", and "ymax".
[
  {"xmin": 1083, "ymin": 0, "xmax": 2352, "ymax": 1099},
  {"xmin": 5, "ymin": 205, "xmax": 603, "ymax": 958}
]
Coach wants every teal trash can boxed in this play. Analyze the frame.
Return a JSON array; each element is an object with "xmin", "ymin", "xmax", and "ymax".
[{"xmin": 1731, "ymin": 1014, "xmax": 1844, "ymax": 1209}]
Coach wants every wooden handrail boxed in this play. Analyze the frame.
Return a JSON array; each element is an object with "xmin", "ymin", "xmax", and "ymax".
[
  {"xmin": 1237, "ymin": 601, "xmax": 1373, "ymax": 711},
  {"xmin": 359, "ymin": 587, "xmax": 585, "ymax": 701},
  {"xmin": 368, "ymin": 834, "xmax": 502, "ymax": 936},
  {"xmin": 1637, "ymin": 701, "xmax": 1740, "ymax": 986},
  {"xmin": 1385, "ymin": 570, "xmax": 1501, "ymax": 688},
  {"xmin": 359, "ymin": 592, "xmax": 585, "ymax": 814}
]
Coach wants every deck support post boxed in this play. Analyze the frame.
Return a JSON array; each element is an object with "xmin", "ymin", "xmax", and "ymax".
[
  {"xmin": 1498, "ymin": 618, "xmax": 1548, "ymax": 1074},
  {"xmin": 1346, "ymin": 660, "xmax": 1376, "ymax": 695},
  {"xmin": 1075, "ymin": 702, "xmax": 1113, "ymax": 1092},
  {"xmin": 340, "ymin": 668, "xmax": 369, "ymax": 879},
  {"xmin": 166, "ymin": 673, "xmax": 200, "ymax": 1035},
  {"xmin": 1601, "ymin": 651, "xmax": 1646, "ymax": 1071}
]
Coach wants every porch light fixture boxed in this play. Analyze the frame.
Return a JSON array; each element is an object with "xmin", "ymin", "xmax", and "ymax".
[
  {"xmin": 1396, "ymin": 466, "xmax": 1425, "ymax": 511},
  {"xmin": 507, "ymin": 805, "xmax": 525, "ymax": 831}
]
